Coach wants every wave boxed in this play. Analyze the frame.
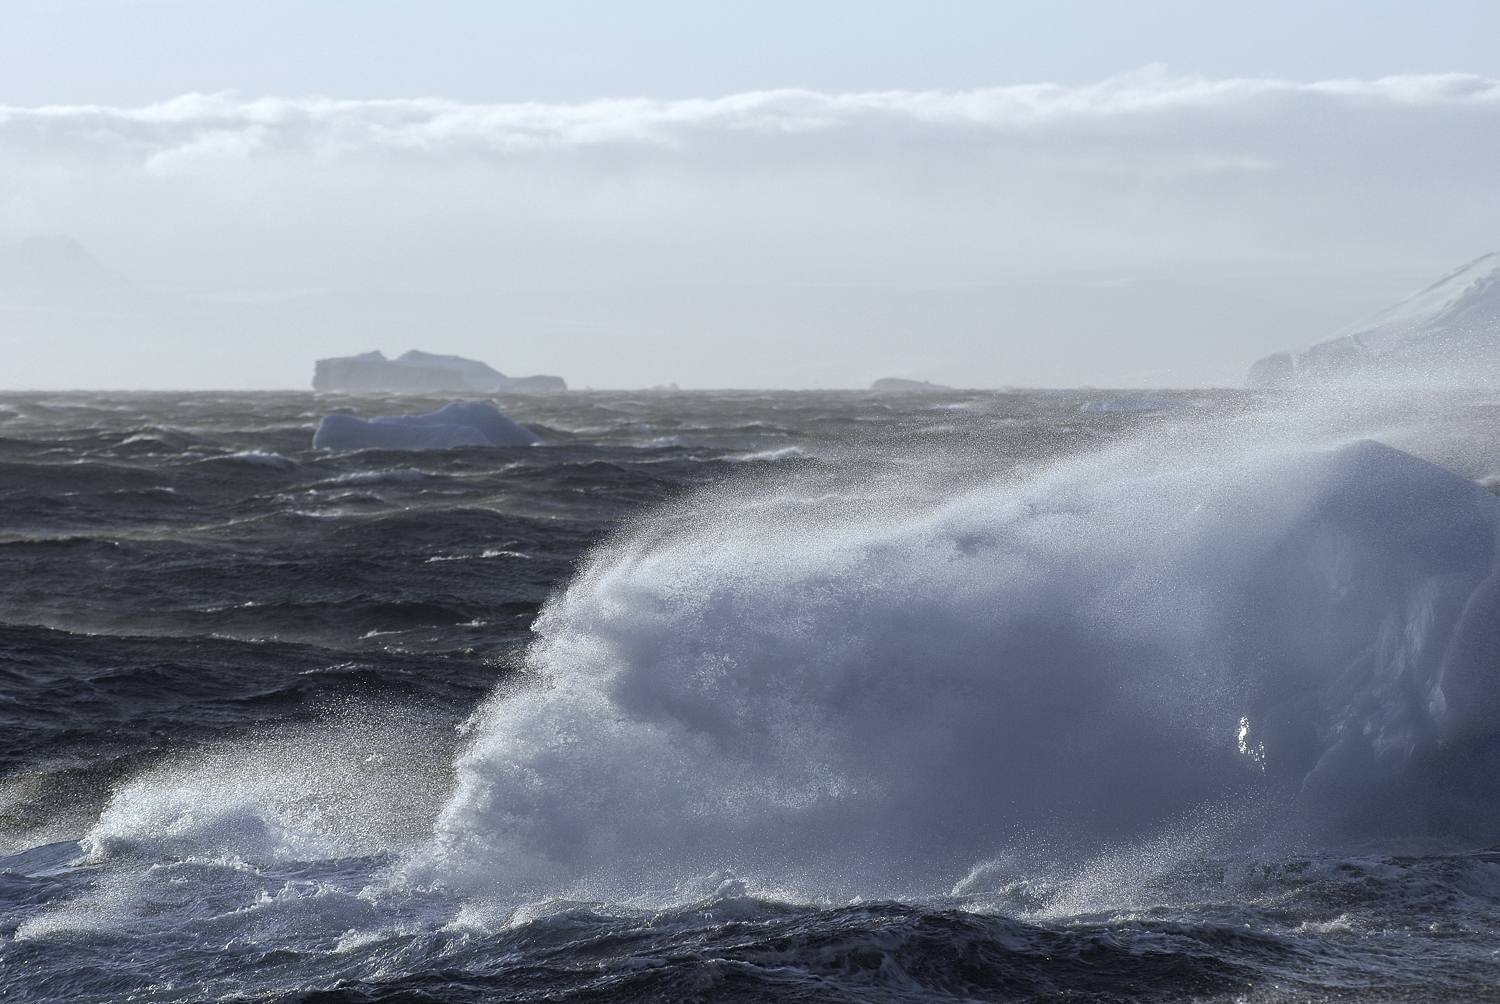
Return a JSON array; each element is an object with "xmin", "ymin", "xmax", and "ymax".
[
  {"xmin": 728, "ymin": 445, "xmax": 811, "ymax": 463},
  {"xmin": 411, "ymin": 426, "xmax": 1500, "ymax": 906},
  {"xmin": 16, "ymin": 389, "xmax": 1500, "ymax": 1002},
  {"xmin": 319, "ymin": 467, "xmax": 433, "ymax": 485},
  {"xmin": 426, "ymin": 547, "xmax": 531, "ymax": 563},
  {"xmin": 196, "ymin": 450, "xmax": 299, "ymax": 469},
  {"xmin": 49, "ymin": 394, "xmax": 1500, "ymax": 921},
  {"xmin": 79, "ymin": 708, "xmax": 457, "ymax": 868}
]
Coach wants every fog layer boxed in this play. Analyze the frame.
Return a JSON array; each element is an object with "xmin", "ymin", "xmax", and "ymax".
[{"xmin": 3, "ymin": 71, "xmax": 1499, "ymax": 388}]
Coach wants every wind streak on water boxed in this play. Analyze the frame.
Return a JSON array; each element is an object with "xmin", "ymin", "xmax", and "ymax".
[{"xmin": 5, "ymin": 388, "xmax": 1500, "ymax": 1002}]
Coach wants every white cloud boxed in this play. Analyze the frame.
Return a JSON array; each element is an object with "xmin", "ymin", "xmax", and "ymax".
[{"xmin": 2, "ymin": 68, "xmax": 1499, "ymax": 168}]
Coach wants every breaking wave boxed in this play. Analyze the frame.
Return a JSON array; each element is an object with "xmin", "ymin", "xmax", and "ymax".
[
  {"xmin": 60, "ymin": 396, "xmax": 1500, "ymax": 923},
  {"xmin": 412, "ymin": 427, "xmax": 1500, "ymax": 909}
]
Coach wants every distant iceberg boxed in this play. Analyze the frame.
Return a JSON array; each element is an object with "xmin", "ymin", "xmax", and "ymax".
[
  {"xmin": 1248, "ymin": 253, "xmax": 1500, "ymax": 388},
  {"xmin": 312, "ymin": 401, "xmax": 541, "ymax": 451},
  {"xmin": 313, "ymin": 350, "xmax": 566, "ymax": 394},
  {"xmin": 870, "ymin": 378, "xmax": 952, "ymax": 392}
]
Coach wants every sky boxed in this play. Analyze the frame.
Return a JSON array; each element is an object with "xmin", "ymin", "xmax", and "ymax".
[{"xmin": 2, "ymin": 1, "xmax": 1500, "ymax": 389}]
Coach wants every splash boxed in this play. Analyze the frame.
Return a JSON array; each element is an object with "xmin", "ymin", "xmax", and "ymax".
[
  {"xmin": 82, "ymin": 707, "xmax": 457, "ymax": 868},
  {"xmin": 18, "ymin": 391, "xmax": 1500, "ymax": 1002},
  {"xmin": 62, "ymin": 393, "xmax": 1500, "ymax": 915},
  {"xmin": 418, "ymin": 416, "xmax": 1500, "ymax": 906}
]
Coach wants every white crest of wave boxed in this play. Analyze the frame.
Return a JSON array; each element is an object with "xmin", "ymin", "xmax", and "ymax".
[
  {"xmin": 417, "ymin": 401, "xmax": 1500, "ymax": 906},
  {"xmin": 82, "ymin": 708, "xmax": 457, "ymax": 867}
]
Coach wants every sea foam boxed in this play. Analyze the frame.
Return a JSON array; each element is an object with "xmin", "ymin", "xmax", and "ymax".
[
  {"xmin": 68, "ymin": 396, "xmax": 1500, "ymax": 913},
  {"xmin": 414, "ymin": 425, "xmax": 1500, "ymax": 905}
]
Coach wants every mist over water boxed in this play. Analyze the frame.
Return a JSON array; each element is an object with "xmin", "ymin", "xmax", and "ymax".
[{"xmin": 7, "ymin": 388, "xmax": 1500, "ymax": 1000}]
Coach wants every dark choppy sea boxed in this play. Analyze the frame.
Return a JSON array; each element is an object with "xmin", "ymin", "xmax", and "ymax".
[{"xmin": 4, "ymin": 389, "xmax": 1500, "ymax": 1002}]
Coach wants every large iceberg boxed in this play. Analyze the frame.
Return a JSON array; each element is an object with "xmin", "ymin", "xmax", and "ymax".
[
  {"xmin": 313, "ymin": 350, "xmax": 566, "ymax": 394},
  {"xmin": 312, "ymin": 401, "xmax": 541, "ymax": 451},
  {"xmin": 1249, "ymin": 253, "xmax": 1500, "ymax": 388}
]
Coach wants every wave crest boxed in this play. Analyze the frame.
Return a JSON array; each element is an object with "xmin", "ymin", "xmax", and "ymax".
[{"xmin": 424, "ymin": 436, "xmax": 1500, "ymax": 903}]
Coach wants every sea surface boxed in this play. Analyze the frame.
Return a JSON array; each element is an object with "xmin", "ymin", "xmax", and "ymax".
[{"xmin": 3, "ymin": 388, "xmax": 1500, "ymax": 1002}]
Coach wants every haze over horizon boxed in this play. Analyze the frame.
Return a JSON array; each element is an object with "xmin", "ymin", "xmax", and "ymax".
[{"xmin": 4, "ymin": 1, "xmax": 1500, "ymax": 390}]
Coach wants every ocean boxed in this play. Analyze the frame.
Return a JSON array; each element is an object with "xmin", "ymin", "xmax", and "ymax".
[{"xmin": 4, "ymin": 388, "xmax": 1500, "ymax": 1003}]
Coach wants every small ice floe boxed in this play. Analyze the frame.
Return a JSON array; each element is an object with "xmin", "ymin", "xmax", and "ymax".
[{"xmin": 313, "ymin": 401, "xmax": 540, "ymax": 451}]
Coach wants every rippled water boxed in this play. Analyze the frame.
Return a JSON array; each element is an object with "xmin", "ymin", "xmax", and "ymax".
[{"xmin": 4, "ymin": 389, "xmax": 1500, "ymax": 1002}]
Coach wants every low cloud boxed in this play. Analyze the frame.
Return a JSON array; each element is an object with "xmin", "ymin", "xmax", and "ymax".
[
  {"xmin": 3, "ymin": 68, "xmax": 1499, "ymax": 171},
  {"xmin": 2, "ymin": 70, "xmax": 1499, "ymax": 388}
]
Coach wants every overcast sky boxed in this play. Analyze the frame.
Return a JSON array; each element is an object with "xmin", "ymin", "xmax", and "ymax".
[{"xmin": 2, "ymin": 1, "xmax": 1500, "ymax": 389}]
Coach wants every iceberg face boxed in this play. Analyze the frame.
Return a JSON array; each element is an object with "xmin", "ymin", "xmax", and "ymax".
[
  {"xmin": 313, "ymin": 349, "xmax": 566, "ymax": 394},
  {"xmin": 312, "ymin": 401, "xmax": 541, "ymax": 451},
  {"xmin": 1249, "ymin": 253, "xmax": 1500, "ymax": 387}
]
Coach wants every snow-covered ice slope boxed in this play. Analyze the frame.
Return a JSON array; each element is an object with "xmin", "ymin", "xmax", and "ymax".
[{"xmin": 1250, "ymin": 253, "xmax": 1500, "ymax": 388}]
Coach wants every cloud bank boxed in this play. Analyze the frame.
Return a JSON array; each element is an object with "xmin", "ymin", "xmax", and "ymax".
[
  {"xmin": 5, "ymin": 69, "xmax": 1500, "ymax": 166},
  {"xmin": 2, "ymin": 70, "xmax": 1499, "ymax": 388}
]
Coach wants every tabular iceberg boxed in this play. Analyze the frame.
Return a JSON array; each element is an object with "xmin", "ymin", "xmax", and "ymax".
[
  {"xmin": 312, "ymin": 401, "xmax": 541, "ymax": 451},
  {"xmin": 870, "ymin": 377, "xmax": 953, "ymax": 392},
  {"xmin": 313, "ymin": 349, "xmax": 566, "ymax": 394}
]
